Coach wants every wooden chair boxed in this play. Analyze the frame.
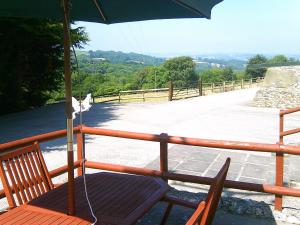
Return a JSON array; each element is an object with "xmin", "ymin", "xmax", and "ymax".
[
  {"xmin": 0, "ymin": 142, "xmax": 54, "ymax": 209},
  {"xmin": 161, "ymin": 158, "xmax": 230, "ymax": 225}
]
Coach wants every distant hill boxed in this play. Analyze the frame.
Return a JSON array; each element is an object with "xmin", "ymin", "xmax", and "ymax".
[
  {"xmin": 85, "ymin": 50, "xmax": 165, "ymax": 65},
  {"xmin": 78, "ymin": 50, "xmax": 292, "ymax": 71}
]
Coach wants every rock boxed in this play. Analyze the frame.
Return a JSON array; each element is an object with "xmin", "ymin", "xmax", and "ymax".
[
  {"xmin": 236, "ymin": 206, "xmax": 244, "ymax": 214},
  {"xmin": 167, "ymin": 188, "xmax": 300, "ymax": 224},
  {"xmin": 287, "ymin": 216, "xmax": 300, "ymax": 224},
  {"xmin": 274, "ymin": 211, "xmax": 287, "ymax": 221},
  {"xmin": 252, "ymin": 66, "xmax": 300, "ymax": 109}
]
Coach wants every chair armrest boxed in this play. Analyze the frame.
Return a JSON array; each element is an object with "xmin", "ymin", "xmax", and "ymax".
[
  {"xmin": 185, "ymin": 201, "xmax": 206, "ymax": 225},
  {"xmin": 162, "ymin": 195, "xmax": 198, "ymax": 209}
]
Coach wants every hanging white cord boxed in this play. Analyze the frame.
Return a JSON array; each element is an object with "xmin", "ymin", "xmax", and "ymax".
[
  {"xmin": 82, "ymin": 155, "xmax": 98, "ymax": 225},
  {"xmin": 71, "ymin": 45, "xmax": 98, "ymax": 225}
]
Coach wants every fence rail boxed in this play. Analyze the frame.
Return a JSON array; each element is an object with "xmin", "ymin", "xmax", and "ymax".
[{"xmin": 92, "ymin": 77, "xmax": 263, "ymax": 103}]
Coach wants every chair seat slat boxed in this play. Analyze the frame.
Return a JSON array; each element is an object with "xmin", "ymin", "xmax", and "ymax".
[
  {"xmin": 23, "ymin": 153, "xmax": 42, "ymax": 196},
  {"xmin": 5, "ymin": 160, "xmax": 23, "ymax": 205},
  {"xmin": 28, "ymin": 153, "xmax": 46, "ymax": 194},
  {"xmin": 15, "ymin": 158, "xmax": 33, "ymax": 201},
  {"xmin": 9, "ymin": 160, "xmax": 27, "ymax": 204},
  {"xmin": 0, "ymin": 162, "xmax": 16, "ymax": 207},
  {"xmin": 19, "ymin": 154, "xmax": 38, "ymax": 199},
  {"xmin": 35, "ymin": 143, "xmax": 53, "ymax": 189},
  {"xmin": 32, "ymin": 151, "xmax": 50, "ymax": 192}
]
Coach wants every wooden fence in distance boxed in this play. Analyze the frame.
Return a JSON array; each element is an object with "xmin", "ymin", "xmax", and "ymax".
[{"xmin": 92, "ymin": 78, "xmax": 263, "ymax": 103}]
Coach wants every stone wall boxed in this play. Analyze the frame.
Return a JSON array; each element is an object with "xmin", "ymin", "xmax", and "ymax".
[{"xmin": 252, "ymin": 66, "xmax": 300, "ymax": 108}]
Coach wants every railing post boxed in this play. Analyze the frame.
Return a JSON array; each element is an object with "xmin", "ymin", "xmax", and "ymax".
[
  {"xmin": 211, "ymin": 83, "xmax": 214, "ymax": 93},
  {"xmin": 232, "ymin": 81, "xmax": 234, "ymax": 91},
  {"xmin": 143, "ymin": 91, "xmax": 145, "ymax": 102},
  {"xmin": 168, "ymin": 81, "xmax": 173, "ymax": 101},
  {"xmin": 92, "ymin": 93, "xmax": 95, "ymax": 104},
  {"xmin": 76, "ymin": 131, "xmax": 84, "ymax": 176},
  {"xmin": 275, "ymin": 111, "xmax": 284, "ymax": 211},
  {"xmin": 250, "ymin": 78, "xmax": 252, "ymax": 87},
  {"xmin": 223, "ymin": 81, "xmax": 226, "ymax": 92},
  {"xmin": 241, "ymin": 79, "xmax": 244, "ymax": 89},
  {"xmin": 198, "ymin": 78, "xmax": 203, "ymax": 96},
  {"xmin": 118, "ymin": 92, "xmax": 121, "ymax": 103},
  {"xmin": 160, "ymin": 133, "xmax": 168, "ymax": 182}
]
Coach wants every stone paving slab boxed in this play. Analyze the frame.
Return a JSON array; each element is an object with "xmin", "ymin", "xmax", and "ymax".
[{"xmin": 145, "ymin": 145, "xmax": 293, "ymax": 185}]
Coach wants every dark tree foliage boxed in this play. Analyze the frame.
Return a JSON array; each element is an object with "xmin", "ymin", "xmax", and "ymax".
[
  {"xmin": 163, "ymin": 56, "xmax": 198, "ymax": 87},
  {"xmin": 245, "ymin": 54, "xmax": 268, "ymax": 78},
  {"xmin": 0, "ymin": 18, "xmax": 87, "ymax": 115}
]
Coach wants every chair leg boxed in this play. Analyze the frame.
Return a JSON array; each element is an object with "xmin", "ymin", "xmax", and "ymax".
[{"xmin": 160, "ymin": 203, "xmax": 173, "ymax": 225}]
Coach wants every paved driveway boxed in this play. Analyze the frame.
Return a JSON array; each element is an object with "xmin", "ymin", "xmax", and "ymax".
[{"xmin": 1, "ymin": 88, "xmax": 299, "ymax": 184}]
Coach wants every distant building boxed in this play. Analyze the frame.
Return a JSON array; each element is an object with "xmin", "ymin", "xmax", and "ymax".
[
  {"xmin": 210, "ymin": 63, "xmax": 219, "ymax": 68},
  {"xmin": 192, "ymin": 60, "xmax": 208, "ymax": 64},
  {"xmin": 126, "ymin": 60, "xmax": 144, "ymax": 64},
  {"xmin": 93, "ymin": 57, "xmax": 107, "ymax": 61}
]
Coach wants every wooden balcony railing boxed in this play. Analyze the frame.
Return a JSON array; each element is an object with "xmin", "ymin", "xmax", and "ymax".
[{"xmin": 1, "ymin": 110, "xmax": 300, "ymax": 211}]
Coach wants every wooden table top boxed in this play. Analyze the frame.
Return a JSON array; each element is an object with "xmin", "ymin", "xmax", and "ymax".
[{"xmin": 0, "ymin": 172, "xmax": 169, "ymax": 225}]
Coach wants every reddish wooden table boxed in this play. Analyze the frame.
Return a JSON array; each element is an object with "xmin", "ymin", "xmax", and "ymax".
[{"xmin": 0, "ymin": 172, "xmax": 169, "ymax": 225}]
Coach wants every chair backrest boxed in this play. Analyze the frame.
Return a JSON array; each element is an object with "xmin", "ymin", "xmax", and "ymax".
[
  {"xmin": 186, "ymin": 158, "xmax": 230, "ymax": 225},
  {"xmin": 0, "ymin": 142, "xmax": 53, "ymax": 208}
]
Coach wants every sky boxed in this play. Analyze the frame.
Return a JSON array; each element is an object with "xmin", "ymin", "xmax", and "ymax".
[{"xmin": 74, "ymin": 0, "xmax": 300, "ymax": 57}]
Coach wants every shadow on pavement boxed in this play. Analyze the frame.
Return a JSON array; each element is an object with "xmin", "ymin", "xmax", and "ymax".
[
  {"xmin": 0, "ymin": 102, "xmax": 119, "ymax": 152},
  {"xmin": 138, "ymin": 188, "xmax": 278, "ymax": 225}
]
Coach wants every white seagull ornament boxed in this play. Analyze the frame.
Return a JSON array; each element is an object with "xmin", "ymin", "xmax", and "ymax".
[{"xmin": 72, "ymin": 93, "xmax": 92, "ymax": 119}]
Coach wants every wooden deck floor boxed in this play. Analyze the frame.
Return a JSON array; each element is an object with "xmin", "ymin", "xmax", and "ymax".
[{"xmin": 0, "ymin": 172, "xmax": 169, "ymax": 225}]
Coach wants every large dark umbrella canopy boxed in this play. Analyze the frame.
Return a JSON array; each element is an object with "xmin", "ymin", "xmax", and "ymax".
[{"xmin": 1, "ymin": 0, "xmax": 222, "ymax": 24}]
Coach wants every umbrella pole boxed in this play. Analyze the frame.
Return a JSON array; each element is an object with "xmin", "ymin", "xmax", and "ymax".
[{"xmin": 62, "ymin": 0, "xmax": 75, "ymax": 216}]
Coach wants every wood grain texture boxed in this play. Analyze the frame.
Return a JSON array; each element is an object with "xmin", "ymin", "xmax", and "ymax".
[
  {"xmin": 0, "ymin": 172, "xmax": 168, "ymax": 225},
  {"xmin": 0, "ymin": 143, "xmax": 53, "ymax": 208}
]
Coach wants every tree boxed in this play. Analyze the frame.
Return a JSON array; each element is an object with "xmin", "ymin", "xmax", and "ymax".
[
  {"xmin": 132, "ymin": 67, "xmax": 152, "ymax": 90},
  {"xmin": 199, "ymin": 67, "xmax": 236, "ymax": 83},
  {"xmin": 130, "ymin": 66, "xmax": 162, "ymax": 89},
  {"xmin": 223, "ymin": 67, "xmax": 235, "ymax": 81},
  {"xmin": 268, "ymin": 55, "xmax": 288, "ymax": 64},
  {"xmin": 245, "ymin": 54, "xmax": 268, "ymax": 78},
  {"xmin": 0, "ymin": 18, "xmax": 88, "ymax": 115},
  {"xmin": 163, "ymin": 56, "xmax": 198, "ymax": 87}
]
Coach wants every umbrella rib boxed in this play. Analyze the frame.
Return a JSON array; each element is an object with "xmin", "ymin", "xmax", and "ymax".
[
  {"xmin": 92, "ymin": 0, "xmax": 107, "ymax": 22},
  {"xmin": 172, "ymin": 0, "xmax": 207, "ymax": 18}
]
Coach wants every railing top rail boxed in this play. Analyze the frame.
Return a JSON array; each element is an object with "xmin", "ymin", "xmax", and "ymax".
[
  {"xmin": 2, "ymin": 124, "xmax": 300, "ymax": 155},
  {"xmin": 280, "ymin": 106, "xmax": 300, "ymax": 116},
  {"xmin": 81, "ymin": 126, "xmax": 300, "ymax": 155},
  {"xmin": 0, "ymin": 127, "xmax": 81, "ymax": 152},
  {"xmin": 83, "ymin": 126, "xmax": 161, "ymax": 142},
  {"xmin": 120, "ymin": 88, "xmax": 169, "ymax": 94}
]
